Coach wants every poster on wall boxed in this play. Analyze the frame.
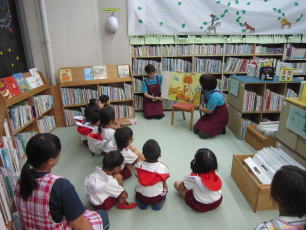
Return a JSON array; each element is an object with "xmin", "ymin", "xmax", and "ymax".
[
  {"xmin": 128, "ymin": 0, "xmax": 306, "ymax": 35},
  {"xmin": 161, "ymin": 71, "xmax": 202, "ymax": 105}
]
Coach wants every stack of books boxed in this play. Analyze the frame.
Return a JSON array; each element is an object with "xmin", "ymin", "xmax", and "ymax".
[
  {"xmin": 37, "ymin": 116, "xmax": 56, "ymax": 133},
  {"xmin": 286, "ymin": 88, "xmax": 298, "ymax": 97},
  {"xmin": 256, "ymin": 121, "xmax": 279, "ymax": 137},
  {"xmin": 162, "ymin": 99, "xmax": 176, "ymax": 109},
  {"xmin": 133, "ymin": 46, "xmax": 161, "ymax": 57},
  {"xmin": 195, "ymin": 58, "xmax": 222, "ymax": 73},
  {"xmin": 124, "ymin": 83, "xmax": 132, "ymax": 99},
  {"xmin": 14, "ymin": 131, "xmax": 37, "ymax": 159},
  {"xmin": 64, "ymin": 109, "xmax": 83, "ymax": 126},
  {"xmin": 241, "ymin": 118, "xmax": 254, "ymax": 139},
  {"xmin": 161, "ymin": 45, "xmax": 192, "ymax": 56},
  {"xmin": 33, "ymin": 95, "xmax": 54, "ymax": 116},
  {"xmin": 255, "ymin": 46, "xmax": 283, "ymax": 54},
  {"xmin": 224, "ymin": 44, "xmax": 253, "ymax": 54},
  {"xmin": 133, "ymin": 59, "xmax": 162, "ymax": 74},
  {"xmin": 134, "ymin": 95, "xmax": 143, "ymax": 110},
  {"xmin": 263, "ymin": 89, "xmax": 284, "ymax": 111},
  {"xmin": 61, "ymin": 88, "xmax": 98, "ymax": 106},
  {"xmin": 133, "ymin": 78, "xmax": 143, "ymax": 92},
  {"xmin": 162, "ymin": 58, "xmax": 192, "ymax": 72},
  {"xmin": 112, "ymin": 105, "xmax": 134, "ymax": 119},
  {"xmin": 224, "ymin": 58, "xmax": 250, "ymax": 72},
  {"xmin": 193, "ymin": 44, "xmax": 223, "ymax": 55},
  {"xmin": 243, "ymin": 90, "xmax": 263, "ymax": 112},
  {"xmin": 100, "ymin": 85, "xmax": 131, "ymax": 101},
  {"xmin": 8, "ymin": 103, "xmax": 34, "ymax": 131},
  {"xmin": 286, "ymin": 44, "xmax": 306, "ymax": 59},
  {"xmin": 244, "ymin": 147, "xmax": 305, "ymax": 184}
]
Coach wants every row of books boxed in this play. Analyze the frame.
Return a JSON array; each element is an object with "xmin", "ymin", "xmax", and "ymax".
[
  {"xmin": 134, "ymin": 95, "xmax": 144, "ymax": 110},
  {"xmin": 33, "ymin": 95, "xmax": 54, "ymax": 117},
  {"xmin": 14, "ymin": 131, "xmax": 36, "ymax": 159},
  {"xmin": 133, "ymin": 45, "xmax": 161, "ymax": 57},
  {"xmin": 132, "ymin": 59, "xmax": 162, "ymax": 74},
  {"xmin": 195, "ymin": 58, "xmax": 222, "ymax": 73},
  {"xmin": 285, "ymin": 44, "xmax": 306, "ymax": 60},
  {"xmin": 64, "ymin": 109, "xmax": 83, "ymax": 126},
  {"xmin": 162, "ymin": 58, "xmax": 192, "ymax": 72},
  {"xmin": 285, "ymin": 88, "xmax": 298, "ymax": 97},
  {"xmin": 263, "ymin": 89, "xmax": 284, "ymax": 111},
  {"xmin": 8, "ymin": 103, "xmax": 34, "ymax": 131},
  {"xmin": 224, "ymin": 58, "xmax": 250, "ymax": 72},
  {"xmin": 255, "ymin": 46, "xmax": 283, "ymax": 54},
  {"xmin": 241, "ymin": 118, "xmax": 254, "ymax": 139},
  {"xmin": 99, "ymin": 84, "xmax": 132, "ymax": 101},
  {"xmin": 194, "ymin": 44, "xmax": 223, "ymax": 55},
  {"xmin": 243, "ymin": 90, "xmax": 263, "ymax": 112},
  {"xmin": 60, "ymin": 65, "xmax": 130, "ymax": 82},
  {"xmin": 0, "ymin": 69, "xmax": 44, "ymax": 100},
  {"xmin": 133, "ymin": 78, "xmax": 143, "ymax": 93},
  {"xmin": 161, "ymin": 45, "xmax": 192, "ymax": 56},
  {"xmin": 256, "ymin": 57, "xmax": 280, "ymax": 68},
  {"xmin": 224, "ymin": 44, "xmax": 253, "ymax": 55},
  {"xmin": 112, "ymin": 105, "xmax": 134, "ymax": 119},
  {"xmin": 37, "ymin": 116, "xmax": 56, "ymax": 133},
  {"xmin": 61, "ymin": 88, "xmax": 98, "ymax": 106},
  {"xmin": 222, "ymin": 77, "xmax": 230, "ymax": 91},
  {"xmin": 244, "ymin": 147, "xmax": 305, "ymax": 184}
]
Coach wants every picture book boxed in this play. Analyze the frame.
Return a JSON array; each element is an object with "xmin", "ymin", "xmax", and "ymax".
[
  {"xmin": 83, "ymin": 68, "xmax": 94, "ymax": 80},
  {"xmin": 0, "ymin": 80, "xmax": 12, "ymax": 99},
  {"xmin": 13, "ymin": 73, "xmax": 30, "ymax": 92},
  {"xmin": 118, "ymin": 65, "xmax": 130, "ymax": 78},
  {"xmin": 161, "ymin": 71, "xmax": 202, "ymax": 105},
  {"xmin": 2, "ymin": 76, "xmax": 21, "ymax": 96},
  {"xmin": 25, "ymin": 76, "xmax": 40, "ymax": 89},
  {"xmin": 59, "ymin": 69, "xmax": 72, "ymax": 82},
  {"xmin": 93, "ymin": 65, "xmax": 107, "ymax": 79}
]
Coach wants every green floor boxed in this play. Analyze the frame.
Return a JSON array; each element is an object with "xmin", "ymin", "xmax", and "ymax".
[{"xmin": 52, "ymin": 112, "xmax": 277, "ymax": 230}]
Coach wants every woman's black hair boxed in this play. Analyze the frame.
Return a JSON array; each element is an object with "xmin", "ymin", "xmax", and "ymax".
[
  {"xmin": 99, "ymin": 95, "xmax": 110, "ymax": 104},
  {"xmin": 84, "ymin": 100, "xmax": 99, "ymax": 124},
  {"xmin": 144, "ymin": 64, "xmax": 156, "ymax": 74},
  {"xmin": 142, "ymin": 139, "xmax": 161, "ymax": 163},
  {"xmin": 114, "ymin": 127, "xmax": 133, "ymax": 150},
  {"xmin": 20, "ymin": 133, "xmax": 61, "ymax": 201},
  {"xmin": 103, "ymin": 150, "xmax": 124, "ymax": 171},
  {"xmin": 271, "ymin": 165, "xmax": 306, "ymax": 218},
  {"xmin": 190, "ymin": 148, "xmax": 218, "ymax": 174},
  {"xmin": 99, "ymin": 106, "xmax": 115, "ymax": 127},
  {"xmin": 199, "ymin": 74, "xmax": 217, "ymax": 91}
]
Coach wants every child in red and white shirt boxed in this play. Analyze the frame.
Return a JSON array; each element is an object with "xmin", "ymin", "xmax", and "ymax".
[
  {"xmin": 84, "ymin": 150, "xmax": 137, "ymax": 210},
  {"xmin": 174, "ymin": 148, "xmax": 222, "ymax": 212},
  {"xmin": 114, "ymin": 127, "xmax": 144, "ymax": 180},
  {"xmin": 134, "ymin": 139, "xmax": 169, "ymax": 210}
]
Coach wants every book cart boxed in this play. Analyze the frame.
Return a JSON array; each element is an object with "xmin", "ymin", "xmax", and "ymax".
[{"xmin": 58, "ymin": 65, "xmax": 135, "ymax": 126}]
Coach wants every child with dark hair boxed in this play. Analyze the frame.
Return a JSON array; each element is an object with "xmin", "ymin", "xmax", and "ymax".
[
  {"xmin": 85, "ymin": 150, "xmax": 137, "ymax": 210},
  {"xmin": 14, "ymin": 133, "xmax": 108, "ymax": 230},
  {"xmin": 174, "ymin": 148, "xmax": 223, "ymax": 212},
  {"xmin": 114, "ymin": 127, "xmax": 144, "ymax": 179},
  {"xmin": 255, "ymin": 165, "xmax": 306, "ymax": 230},
  {"xmin": 134, "ymin": 139, "xmax": 169, "ymax": 210},
  {"xmin": 141, "ymin": 64, "xmax": 165, "ymax": 119},
  {"xmin": 96, "ymin": 95, "xmax": 137, "ymax": 126},
  {"xmin": 194, "ymin": 74, "xmax": 228, "ymax": 139}
]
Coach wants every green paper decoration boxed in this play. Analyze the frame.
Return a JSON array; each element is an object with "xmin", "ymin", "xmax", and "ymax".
[
  {"xmin": 202, "ymin": 22, "xmax": 208, "ymax": 25},
  {"xmin": 236, "ymin": 11, "xmax": 240, "ymax": 15},
  {"xmin": 181, "ymin": 23, "xmax": 186, "ymax": 28},
  {"xmin": 227, "ymin": 2, "xmax": 231, "ymax": 6},
  {"xmin": 137, "ymin": 6, "xmax": 142, "ymax": 10},
  {"xmin": 294, "ymin": 2, "xmax": 299, "ymax": 6},
  {"xmin": 178, "ymin": 1, "xmax": 182, "ymax": 5},
  {"xmin": 200, "ymin": 26, "xmax": 204, "ymax": 29},
  {"xmin": 247, "ymin": 2, "xmax": 251, "ymax": 5},
  {"xmin": 160, "ymin": 22, "xmax": 164, "ymax": 26},
  {"xmin": 216, "ymin": 1, "xmax": 221, "ymax": 4},
  {"xmin": 138, "ymin": 19, "xmax": 143, "ymax": 23}
]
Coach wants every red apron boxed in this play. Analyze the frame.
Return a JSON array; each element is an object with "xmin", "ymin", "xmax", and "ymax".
[
  {"xmin": 143, "ymin": 76, "xmax": 164, "ymax": 118},
  {"xmin": 194, "ymin": 90, "xmax": 228, "ymax": 137}
]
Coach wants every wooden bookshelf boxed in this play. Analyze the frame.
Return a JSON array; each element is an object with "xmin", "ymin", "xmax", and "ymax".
[{"xmin": 58, "ymin": 64, "xmax": 135, "ymax": 127}]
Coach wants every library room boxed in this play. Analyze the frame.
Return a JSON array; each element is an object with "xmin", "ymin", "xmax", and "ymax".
[{"xmin": 0, "ymin": 0, "xmax": 306, "ymax": 229}]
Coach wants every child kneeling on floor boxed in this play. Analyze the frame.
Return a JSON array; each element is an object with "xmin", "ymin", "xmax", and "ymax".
[
  {"xmin": 174, "ymin": 148, "xmax": 222, "ymax": 212},
  {"xmin": 84, "ymin": 150, "xmax": 137, "ymax": 210},
  {"xmin": 134, "ymin": 139, "xmax": 169, "ymax": 210},
  {"xmin": 114, "ymin": 127, "xmax": 144, "ymax": 180}
]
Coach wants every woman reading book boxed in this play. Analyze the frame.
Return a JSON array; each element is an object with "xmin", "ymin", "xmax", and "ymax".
[{"xmin": 193, "ymin": 74, "xmax": 228, "ymax": 139}]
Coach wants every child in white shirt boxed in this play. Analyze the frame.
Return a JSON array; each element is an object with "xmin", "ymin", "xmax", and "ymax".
[
  {"xmin": 174, "ymin": 148, "xmax": 223, "ymax": 212},
  {"xmin": 114, "ymin": 127, "xmax": 144, "ymax": 180},
  {"xmin": 84, "ymin": 150, "xmax": 137, "ymax": 210},
  {"xmin": 134, "ymin": 139, "xmax": 169, "ymax": 211}
]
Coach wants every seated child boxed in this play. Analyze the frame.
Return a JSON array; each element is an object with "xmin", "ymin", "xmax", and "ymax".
[
  {"xmin": 114, "ymin": 127, "xmax": 144, "ymax": 180},
  {"xmin": 75, "ymin": 100, "xmax": 99, "ymax": 147},
  {"xmin": 174, "ymin": 148, "xmax": 222, "ymax": 212},
  {"xmin": 84, "ymin": 150, "xmax": 137, "ymax": 210},
  {"xmin": 255, "ymin": 165, "xmax": 306, "ymax": 230},
  {"xmin": 97, "ymin": 95, "xmax": 137, "ymax": 126},
  {"xmin": 134, "ymin": 139, "xmax": 169, "ymax": 211}
]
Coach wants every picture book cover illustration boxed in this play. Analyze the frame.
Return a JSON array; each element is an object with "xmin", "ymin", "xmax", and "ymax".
[
  {"xmin": 0, "ymin": 79, "xmax": 12, "ymax": 99},
  {"xmin": 13, "ymin": 73, "xmax": 30, "ymax": 93},
  {"xmin": 59, "ymin": 69, "xmax": 72, "ymax": 82},
  {"xmin": 93, "ymin": 66, "xmax": 107, "ymax": 79},
  {"xmin": 118, "ymin": 65, "xmax": 130, "ymax": 78},
  {"xmin": 161, "ymin": 71, "xmax": 202, "ymax": 105},
  {"xmin": 3, "ymin": 76, "xmax": 21, "ymax": 96},
  {"xmin": 83, "ymin": 68, "xmax": 93, "ymax": 80}
]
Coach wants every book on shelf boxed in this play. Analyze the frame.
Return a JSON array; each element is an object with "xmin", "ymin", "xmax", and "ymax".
[
  {"xmin": 14, "ymin": 131, "xmax": 37, "ymax": 159},
  {"xmin": 0, "ymin": 177, "xmax": 12, "ymax": 224},
  {"xmin": 0, "ymin": 211, "xmax": 6, "ymax": 229},
  {"xmin": 133, "ymin": 45, "xmax": 161, "ymax": 57},
  {"xmin": 243, "ymin": 90, "xmax": 263, "ymax": 112},
  {"xmin": 33, "ymin": 95, "xmax": 54, "ymax": 117},
  {"xmin": 112, "ymin": 105, "xmax": 133, "ymax": 119},
  {"xmin": 194, "ymin": 44, "xmax": 223, "ymax": 55},
  {"xmin": 8, "ymin": 103, "xmax": 35, "ymax": 132},
  {"xmin": 64, "ymin": 109, "xmax": 83, "ymax": 126},
  {"xmin": 13, "ymin": 73, "xmax": 30, "ymax": 93},
  {"xmin": 29, "ymin": 68, "xmax": 44, "ymax": 87},
  {"xmin": 83, "ymin": 68, "xmax": 94, "ymax": 80},
  {"xmin": 134, "ymin": 95, "xmax": 143, "ymax": 110},
  {"xmin": 161, "ymin": 45, "xmax": 192, "ymax": 56},
  {"xmin": 224, "ymin": 58, "xmax": 250, "ymax": 72},
  {"xmin": 93, "ymin": 65, "xmax": 107, "ymax": 79},
  {"xmin": 100, "ymin": 85, "xmax": 130, "ymax": 101},
  {"xmin": 255, "ymin": 45, "xmax": 283, "ymax": 54},
  {"xmin": 241, "ymin": 118, "xmax": 254, "ymax": 139},
  {"xmin": 286, "ymin": 44, "xmax": 306, "ymax": 59},
  {"xmin": 118, "ymin": 65, "xmax": 130, "ymax": 78},
  {"xmin": 263, "ymin": 89, "xmax": 284, "ymax": 111},
  {"xmin": 3, "ymin": 76, "xmax": 21, "ymax": 96},
  {"xmin": 162, "ymin": 58, "xmax": 192, "ymax": 72},
  {"xmin": 256, "ymin": 58, "xmax": 280, "ymax": 69},
  {"xmin": 2, "ymin": 120, "xmax": 19, "ymax": 170},
  {"xmin": 195, "ymin": 58, "xmax": 222, "ymax": 73},
  {"xmin": 132, "ymin": 59, "xmax": 162, "ymax": 75},
  {"xmin": 37, "ymin": 116, "xmax": 56, "ymax": 133},
  {"xmin": 0, "ymin": 79, "xmax": 12, "ymax": 99},
  {"xmin": 123, "ymin": 83, "xmax": 132, "ymax": 99},
  {"xmin": 285, "ymin": 88, "xmax": 298, "ymax": 97},
  {"xmin": 61, "ymin": 88, "xmax": 98, "ymax": 106},
  {"xmin": 133, "ymin": 78, "xmax": 143, "ymax": 93},
  {"xmin": 224, "ymin": 44, "xmax": 253, "ymax": 55},
  {"xmin": 59, "ymin": 69, "xmax": 73, "ymax": 82}
]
